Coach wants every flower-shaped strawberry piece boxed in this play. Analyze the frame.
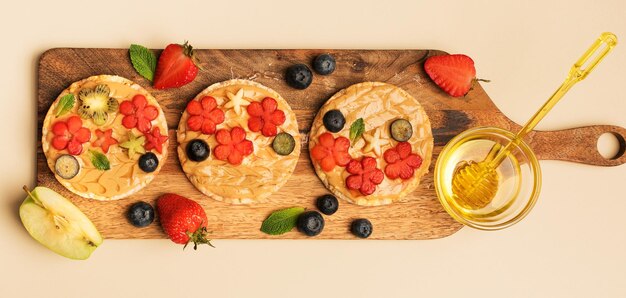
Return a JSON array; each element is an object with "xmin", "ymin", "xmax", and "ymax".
[
  {"xmin": 51, "ymin": 116, "xmax": 91, "ymax": 155},
  {"xmin": 214, "ymin": 127, "xmax": 254, "ymax": 165},
  {"xmin": 247, "ymin": 97, "xmax": 286, "ymax": 137},
  {"xmin": 92, "ymin": 129, "xmax": 118, "ymax": 153},
  {"xmin": 186, "ymin": 96, "xmax": 225, "ymax": 135},
  {"xmin": 144, "ymin": 127, "xmax": 168, "ymax": 154},
  {"xmin": 120, "ymin": 94, "xmax": 159, "ymax": 133},
  {"xmin": 345, "ymin": 157, "xmax": 384, "ymax": 196},
  {"xmin": 383, "ymin": 142, "xmax": 423, "ymax": 180},
  {"xmin": 310, "ymin": 132, "xmax": 351, "ymax": 172}
]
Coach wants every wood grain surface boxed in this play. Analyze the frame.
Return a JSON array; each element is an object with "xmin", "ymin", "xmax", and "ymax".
[{"xmin": 36, "ymin": 48, "xmax": 626, "ymax": 240}]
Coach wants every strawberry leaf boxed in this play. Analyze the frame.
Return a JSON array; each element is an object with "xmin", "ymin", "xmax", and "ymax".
[
  {"xmin": 260, "ymin": 207, "xmax": 305, "ymax": 235},
  {"xmin": 90, "ymin": 150, "xmax": 110, "ymax": 171},
  {"xmin": 129, "ymin": 44, "xmax": 157, "ymax": 82},
  {"xmin": 54, "ymin": 94, "xmax": 75, "ymax": 117},
  {"xmin": 349, "ymin": 118, "xmax": 365, "ymax": 144}
]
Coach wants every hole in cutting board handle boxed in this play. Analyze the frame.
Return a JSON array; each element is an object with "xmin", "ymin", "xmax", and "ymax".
[{"xmin": 597, "ymin": 132, "xmax": 626, "ymax": 160}]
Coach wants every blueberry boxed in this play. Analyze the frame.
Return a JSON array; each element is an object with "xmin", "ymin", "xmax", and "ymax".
[
  {"xmin": 297, "ymin": 211, "xmax": 325, "ymax": 236},
  {"xmin": 351, "ymin": 219, "xmax": 373, "ymax": 238},
  {"xmin": 186, "ymin": 139, "xmax": 210, "ymax": 162},
  {"xmin": 313, "ymin": 54, "xmax": 336, "ymax": 75},
  {"xmin": 285, "ymin": 64, "xmax": 313, "ymax": 89},
  {"xmin": 138, "ymin": 152, "xmax": 159, "ymax": 173},
  {"xmin": 322, "ymin": 109, "xmax": 345, "ymax": 133},
  {"xmin": 316, "ymin": 194, "xmax": 338, "ymax": 215},
  {"xmin": 127, "ymin": 201, "xmax": 155, "ymax": 227}
]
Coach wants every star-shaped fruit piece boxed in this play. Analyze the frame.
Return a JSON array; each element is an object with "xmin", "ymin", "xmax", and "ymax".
[
  {"xmin": 144, "ymin": 127, "xmax": 168, "ymax": 154},
  {"xmin": 362, "ymin": 128, "xmax": 389, "ymax": 156},
  {"xmin": 310, "ymin": 132, "xmax": 351, "ymax": 172},
  {"xmin": 120, "ymin": 132, "xmax": 146, "ymax": 159},
  {"xmin": 92, "ymin": 129, "xmax": 118, "ymax": 153},
  {"xmin": 223, "ymin": 89, "xmax": 250, "ymax": 115}
]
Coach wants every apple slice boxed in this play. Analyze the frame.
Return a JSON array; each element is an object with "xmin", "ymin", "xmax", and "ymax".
[{"xmin": 19, "ymin": 186, "xmax": 103, "ymax": 260}]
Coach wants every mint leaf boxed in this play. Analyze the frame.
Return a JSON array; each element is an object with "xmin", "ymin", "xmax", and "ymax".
[
  {"xmin": 129, "ymin": 44, "xmax": 157, "ymax": 82},
  {"xmin": 260, "ymin": 207, "xmax": 305, "ymax": 235},
  {"xmin": 54, "ymin": 94, "xmax": 75, "ymax": 117},
  {"xmin": 90, "ymin": 150, "xmax": 110, "ymax": 171},
  {"xmin": 349, "ymin": 118, "xmax": 365, "ymax": 144}
]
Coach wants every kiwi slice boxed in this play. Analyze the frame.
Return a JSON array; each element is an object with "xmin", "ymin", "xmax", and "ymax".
[
  {"xmin": 55, "ymin": 154, "xmax": 80, "ymax": 179},
  {"xmin": 77, "ymin": 84, "xmax": 119, "ymax": 126},
  {"xmin": 390, "ymin": 119, "xmax": 413, "ymax": 142},
  {"xmin": 272, "ymin": 133, "xmax": 296, "ymax": 156}
]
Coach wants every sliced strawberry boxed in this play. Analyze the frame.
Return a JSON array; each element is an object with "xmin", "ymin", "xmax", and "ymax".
[
  {"xmin": 231, "ymin": 127, "xmax": 246, "ymax": 143},
  {"xmin": 360, "ymin": 180, "xmax": 376, "ymax": 195},
  {"xmin": 345, "ymin": 174, "xmax": 363, "ymax": 191},
  {"xmin": 405, "ymin": 154, "xmax": 423, "ymax": 168},
  {"xmin": 66, "ymin": 116, "xmax": 82, "ymax": 133},
  {"xmin": 136, "ymin": 118, "xmax": 152, "ymax": 133},
  {"xmin": 144, "ymin": 127, "xmax": 168, "ymax": 154},
  {"xmin": 186, "ymin": 100, "xmax": 203, "ymax": 115},
  {"xmin": 120, "ymin": 100, "xmax": 135, "ymax": 115},
  {"xmin": 200, "ymin": 96, "xmax": 217, "ymax": 111},
  {"xmin": 261, "ymin": 123, "xmax": 277, "ymax": 137},
  {"xmin": 187, "ymin": 115, "xmax": 203, "ymax": 131},
  {"xmin": 228, "ymin": 150, "xmax": 243, "ymax": 165},
  {"xmin": 320, "ymin": 156, "xmax": 336, "ymax": 172},
  {"xmin": 346, "ymin": 159, "xmax": 362, "ymax": 174},
  {"xmin": 311, "ymin": 145, "xmax": 328, "ymax": 161},
  {"xmin": 424, "ymin": 54, "xmax": 477, "ymax": 97},
  {"xmin": 122, "ymin": 115, "xmax": 138, "ymax": 129},
  {"xmin": 247, "ymin": 102, "xmax": 264, "ymax": 117},
  {"xmin": 319, "ymin": 133, "xmax": 335, "ymax": 147},
  {"xmin": 52, "ymin": 122, "xmax": 68, "ymax": 136},
  {"xmin": 247, "ymin": 117, "xmax": 263, "ymax": 132},
  {"xmin": 261, "ymin": 97, "xmax": 277, "ymax": 111},
  {"xmin": 213, "ymin": 144, "xmax": 232, "ymax": 161},
  {"xmin": 52, "ymin": 136, "xmax": 69, "ymax": 151},
  {"xmin": 215, "ymin": 129, "xmax": 231, "ymax": 144},
  {"xmin": 396, "ymin": 142, "xmax": 412, "ymax": 158},
  {"xmin": 383, "ymin": 148, "xmax": 400, "ymax": 164},
  {"xmin": 271, "ymin": 110, "xmax": 286, "ymax": 125},
  {"xmin": 236, "ymin": 140, "xmax": 254, "ymax": 155},
  {"xmin": 73, "ymin": 127, "xmax": 91, "ymax": 143},
  {"xmin": 133, "ymin": 94, "xmax": 147, "ymax": 109},
  {"xmin": 153, "ymin": 42, "xmax": 199, "ymax": 90},
  {"xmin": 143, "ymin": 105, "xmax": 159, "ymax": 120},
  {"xmin": 66, "ymin": 140, "xmax": 83, "ymax": 155}
]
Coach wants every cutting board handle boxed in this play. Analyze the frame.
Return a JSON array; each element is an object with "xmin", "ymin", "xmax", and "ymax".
[{"xmin": 530, "ymin": 125, "xmax": 626, "ymax": 166}]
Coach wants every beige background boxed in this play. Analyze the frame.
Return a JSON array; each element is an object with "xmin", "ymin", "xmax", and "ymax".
[{"xmin": 1, "ymin": 0, "xmax": 625, "ymax": 297}]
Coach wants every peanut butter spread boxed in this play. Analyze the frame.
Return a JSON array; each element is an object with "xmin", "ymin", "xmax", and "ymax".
[
  {"xmin": 42, "ymin": 75, "xmax": 169, "ymax": 201},
  {"xmin": 177, "ymin": 79, "xmax": 300, "ymax": 204},
  {"xmin": 309, "ymin": 82, "xmax": 433, "ymax": 206}
]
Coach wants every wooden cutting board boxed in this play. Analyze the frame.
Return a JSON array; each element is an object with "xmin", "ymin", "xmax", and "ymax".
[{"xmin": 36, "ymin": 48, "xmax": 626, "ymax": 240}]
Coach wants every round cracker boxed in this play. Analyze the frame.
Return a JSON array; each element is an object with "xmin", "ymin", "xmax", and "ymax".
[
  {"xmin": 309, "ymin": 82, "xmax": 433, "ymax": 206},
  {"xmin": 42, "ymin": 75, "xmax": 169, "ymax": 201},
  {"xmin": 177, "ymin": 79, "xmax": 300, "ymax": 204}
]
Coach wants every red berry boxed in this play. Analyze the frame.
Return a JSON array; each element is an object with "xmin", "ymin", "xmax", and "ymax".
[
  {"xmin": 345, "ymin": 157, "xmax": 383, "ymax": 195},
  {"xmin": 144, "ymin": 127, "xmax": 168, "ymax": 154},
  {"xmin": 153, "ymin": 42, "xmax": 200, "ymax": 90},
  {"xmin": 156, "ymin": 193, "xmax": 212, "ymax": 249},
  {"xmin": 120, "ymin": 95, "xmax": 159, "ymax": 133},
  {"xmin": 424, "ymin": 54, "xmax": 477, "ymax": 97}
]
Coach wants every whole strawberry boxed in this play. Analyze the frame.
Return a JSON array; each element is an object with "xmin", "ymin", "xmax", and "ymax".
[
  {"xmin": 153, "ymin": 41, "xmax": 200, "ymax": 89},
  {"xmin": 156, "ymin": 193, "xmax": 213, "ymax": 249},
  {"xmin": 424, "ymin": 54, "xmax": 488, "ymax": 97}
]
